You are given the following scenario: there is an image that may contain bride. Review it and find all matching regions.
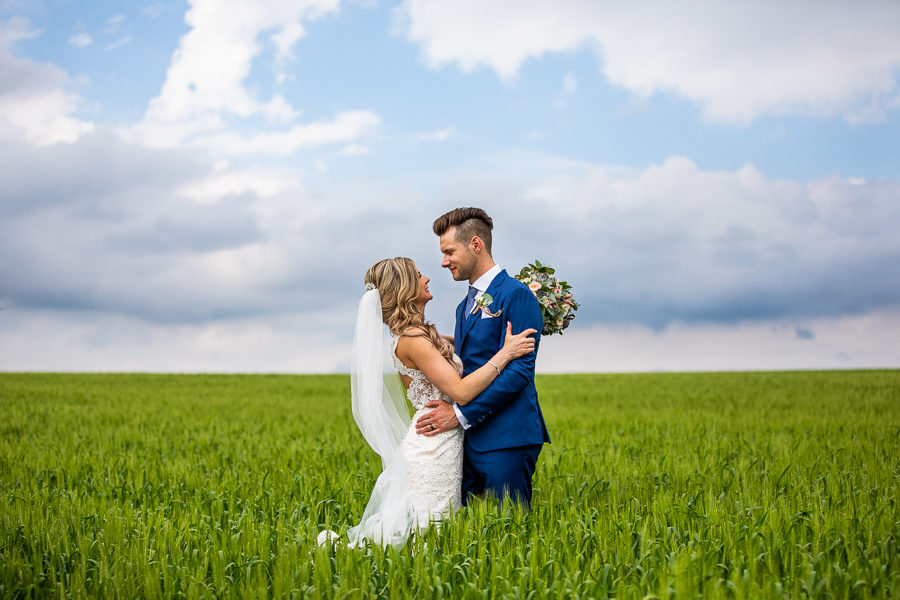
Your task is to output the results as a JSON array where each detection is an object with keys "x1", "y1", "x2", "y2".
[{"x1": 335, "y1": 257, "x2": 535, "y2": 548}]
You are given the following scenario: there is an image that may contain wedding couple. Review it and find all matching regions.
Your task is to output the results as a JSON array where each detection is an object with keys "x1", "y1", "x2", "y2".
[{"x1": 342, "y1": 207, "x2": 551, "y2": 548}]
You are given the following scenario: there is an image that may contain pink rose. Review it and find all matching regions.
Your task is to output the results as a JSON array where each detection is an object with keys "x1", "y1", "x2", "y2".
[{"x1": 528, "y1": 282, "x2": 541, "y2": 292}]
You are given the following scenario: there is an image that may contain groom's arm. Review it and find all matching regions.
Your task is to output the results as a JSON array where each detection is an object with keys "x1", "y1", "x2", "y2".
[{"x1": 456, "y1": 286, "x2": 543, "y2": 428}]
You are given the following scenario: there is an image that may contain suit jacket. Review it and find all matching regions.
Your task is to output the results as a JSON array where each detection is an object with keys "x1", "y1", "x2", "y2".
[{"x1": 454, "y1": 269, "x2": 551, "y2": 452}]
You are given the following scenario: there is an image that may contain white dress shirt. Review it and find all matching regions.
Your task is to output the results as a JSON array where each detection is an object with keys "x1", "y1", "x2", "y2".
[{"x1": 453, "y1": 264, "x2": 503, "y2": 429}]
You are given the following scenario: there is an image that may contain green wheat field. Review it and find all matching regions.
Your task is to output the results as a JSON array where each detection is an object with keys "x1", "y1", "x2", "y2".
[{"x1": 1, "y1": 371, "x2": 898, "y2": 599}]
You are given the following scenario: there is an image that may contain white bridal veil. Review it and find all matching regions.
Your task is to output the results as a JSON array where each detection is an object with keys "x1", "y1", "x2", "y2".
[{"x1": 345, "y1": 286, "x2": 415, "y2": 547}]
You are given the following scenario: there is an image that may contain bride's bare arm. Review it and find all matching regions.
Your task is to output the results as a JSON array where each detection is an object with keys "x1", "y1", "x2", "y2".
[{"x1": 396, "y1": 323, "x2": 535, "y2": 405}]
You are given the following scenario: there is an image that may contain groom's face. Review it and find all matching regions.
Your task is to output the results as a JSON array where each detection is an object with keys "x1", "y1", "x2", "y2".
[{"x1": 439, "y1": 227, "x2": 478, "y2": 282}]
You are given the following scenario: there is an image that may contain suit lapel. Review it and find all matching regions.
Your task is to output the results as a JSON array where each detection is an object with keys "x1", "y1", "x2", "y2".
[{"x1": 459, "y1": 270, "x2": 508, "y2": 347}]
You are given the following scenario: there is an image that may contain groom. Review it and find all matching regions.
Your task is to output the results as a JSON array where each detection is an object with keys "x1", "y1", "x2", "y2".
[{"x1": 415, "y1": 207, "x2": 550, "y2": 506}]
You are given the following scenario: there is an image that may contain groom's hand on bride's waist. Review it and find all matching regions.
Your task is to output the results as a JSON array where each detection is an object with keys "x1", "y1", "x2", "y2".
[{"x1": 415, "y1": 401, "x2": 459, "y2": 436}]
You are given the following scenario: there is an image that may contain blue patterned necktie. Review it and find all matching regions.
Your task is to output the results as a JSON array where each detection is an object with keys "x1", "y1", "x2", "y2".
[{"x1": 464, "y1": 286, "x2": 478, "y2": 319}]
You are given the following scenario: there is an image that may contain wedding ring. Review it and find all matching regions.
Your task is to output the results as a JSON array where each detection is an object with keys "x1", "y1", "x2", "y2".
[{"x1": 430, "y1": 424, "x2": 435, "y2": 431}]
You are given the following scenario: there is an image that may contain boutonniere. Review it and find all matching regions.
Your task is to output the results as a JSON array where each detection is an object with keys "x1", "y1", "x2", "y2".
[{"x1": 472, "y1": 292, "x2": 502, "y2": 317}]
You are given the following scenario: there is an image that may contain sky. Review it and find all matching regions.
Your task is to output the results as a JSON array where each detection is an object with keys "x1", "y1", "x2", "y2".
[{"x1": 1, "y1": 0, "x2": 899, "y2": 373}]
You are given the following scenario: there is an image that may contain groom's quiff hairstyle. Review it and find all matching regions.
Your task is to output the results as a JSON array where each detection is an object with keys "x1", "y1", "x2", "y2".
[{"x1": 432, "y1": 207, "x2": 494, "y2": 254}]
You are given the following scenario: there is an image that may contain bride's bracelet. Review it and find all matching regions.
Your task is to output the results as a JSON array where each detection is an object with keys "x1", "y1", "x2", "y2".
[{"x1": 487, "y1": 360, "x2": 501, "y2": 375}]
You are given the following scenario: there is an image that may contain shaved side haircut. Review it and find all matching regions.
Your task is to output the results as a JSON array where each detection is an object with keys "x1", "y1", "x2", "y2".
[{"x1": 432, "y1": 207, "x2": 494, "y2": 255}]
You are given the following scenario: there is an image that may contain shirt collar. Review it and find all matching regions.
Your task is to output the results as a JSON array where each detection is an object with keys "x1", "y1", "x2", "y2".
[{"x1": 471, "y1": 264, "x2": 502, "y2": 293}]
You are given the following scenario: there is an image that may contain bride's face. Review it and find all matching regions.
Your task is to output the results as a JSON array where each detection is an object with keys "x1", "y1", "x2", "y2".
[{"x1": 414, "y1": 263, "x2": 433, "y2": 307}]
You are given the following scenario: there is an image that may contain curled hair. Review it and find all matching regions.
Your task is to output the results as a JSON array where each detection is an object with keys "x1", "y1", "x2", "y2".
[
  {"x1": 364, "y1": 257, "x2": 455, "y2": 365},
  {"x1": 432, "y1": 207, "x2": 493, "y2": 254}
]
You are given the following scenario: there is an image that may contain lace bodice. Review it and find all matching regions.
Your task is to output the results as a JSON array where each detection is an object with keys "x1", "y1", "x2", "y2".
[{"x1": 390, "y1": 334, "x2": 463, "y2": 410}]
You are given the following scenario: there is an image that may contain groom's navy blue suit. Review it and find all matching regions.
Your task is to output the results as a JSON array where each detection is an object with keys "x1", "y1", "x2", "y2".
[{"x1": 454, "y1": 269, "x2": 550, "y2": 505}]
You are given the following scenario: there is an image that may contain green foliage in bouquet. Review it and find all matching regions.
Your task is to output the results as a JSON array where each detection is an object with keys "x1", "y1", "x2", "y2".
[{"x1": 514, "y1": 260, "x2": 579, "y2": 336}]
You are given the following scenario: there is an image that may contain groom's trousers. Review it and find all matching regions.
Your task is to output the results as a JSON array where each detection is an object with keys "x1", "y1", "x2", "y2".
[{"x1": 461, "y1": 443, "x2": 542, "y2": 507}]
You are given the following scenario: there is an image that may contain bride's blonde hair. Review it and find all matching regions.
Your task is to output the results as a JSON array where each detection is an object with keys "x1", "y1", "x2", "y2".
[{"x1": 364, "y1": 257, "x2": 455, "y2": 365}]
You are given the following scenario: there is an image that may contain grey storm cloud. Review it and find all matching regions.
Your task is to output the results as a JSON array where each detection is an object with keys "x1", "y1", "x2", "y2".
[
  {"x1": 0, "y1": 131, "x2": 268, "y2": 322},
  {"x1": 0, "y1": 131, "x2": 443, "y2": 325},
  {"x1": 2, "y1": 140, "x2": 899, "y2": 332},
  {"x1": 106, "y1": 192, "x2": 266, "y2": 255},
  {"x1": 490, "y1": 159, "x2": 900, "y2": 328},
  {"x1": 0, "y1": 132, "x2": 201, "y2": 216}
]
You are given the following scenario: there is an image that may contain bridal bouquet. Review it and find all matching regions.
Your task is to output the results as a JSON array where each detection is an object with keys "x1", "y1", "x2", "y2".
[{"x1": 515, "y1": 260, "x2": 579, "y2": 336}]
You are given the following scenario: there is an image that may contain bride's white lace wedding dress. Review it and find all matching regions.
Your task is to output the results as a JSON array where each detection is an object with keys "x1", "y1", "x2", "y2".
[
  {"x1": 389, "y1": 334, "x2": 464, "y2": 525},
  {"x1": 323, "y1": 324, "x2": 465, "y2": 549}
]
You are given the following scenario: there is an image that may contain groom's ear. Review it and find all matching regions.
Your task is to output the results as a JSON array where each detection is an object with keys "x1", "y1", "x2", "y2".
[{"x1": 470, "y1": 235, "x2": 485, "y2": 254}]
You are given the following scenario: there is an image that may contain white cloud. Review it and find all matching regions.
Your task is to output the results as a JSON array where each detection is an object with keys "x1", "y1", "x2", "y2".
[
  {"x1": 337, "y1": 143, "x2": 370, "y2": 156},
  {"x1": 260, "y1": 93, "x2": 301, "y2": 123},
  {"x1": 143, "y1": 0, "x2": 339, "y2": 129},
  {"x1": 0, "y1": 17, "x2": 36, "y2": 44},
  {"x1": 68, "y1": 32, "x2": 92, "y2": 47},
  {"x1": 132, "y1": 0, "x2": 382, "y2": 156},
  {"x1": 142, "y1": 3, "x2": 165, "y2": 18},
  {"x1": 417, "y1": 126, "x2": 454, "y2": 142},
  {"x1": 271, "y1": 22, "x2": 306, "y2": 83},
  {"x1": 105, "y1": 14, "x2": 125, "y2": 34},
  {"x1": 271, "y1": 21, "x2": 306, "y2": 60},
  {"x1": 197, "y1": 110, "x2": 379, "y2": 156},
  {"x1": 177, "y1": 164, "x2": 305, "y2": 203},
  {"x1": 399, "y1": 0, "x2": 900, "y2": 124},
  {"x1": 0, "y1": 18, "x2": 94, "y2": 145},
  {"x1": 105, "y1": 36, "x2": 132, "y2": 51}
]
